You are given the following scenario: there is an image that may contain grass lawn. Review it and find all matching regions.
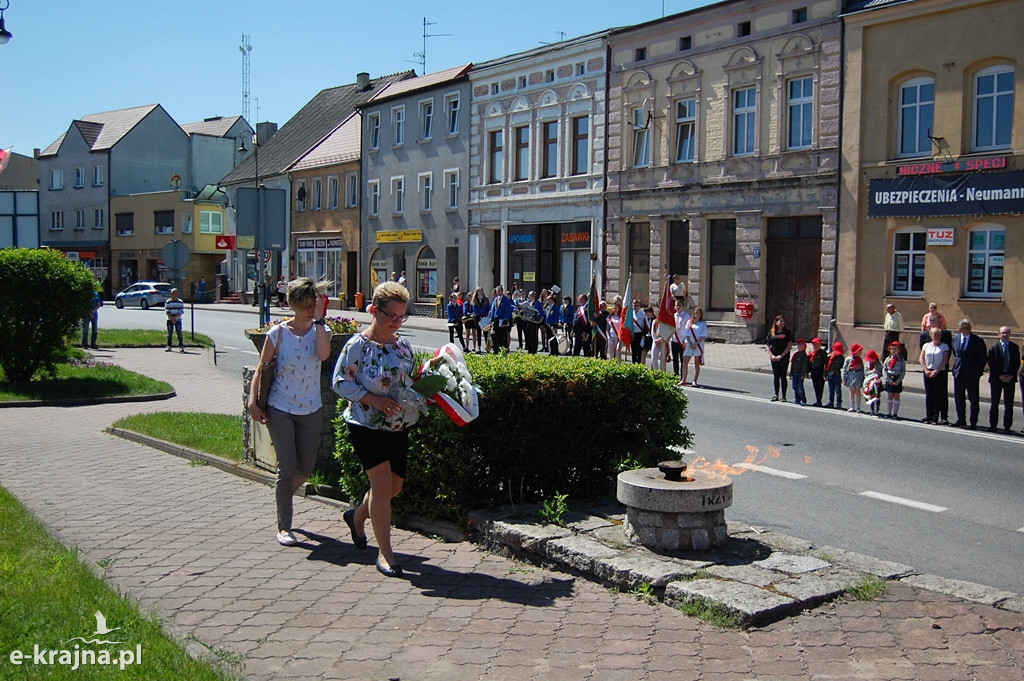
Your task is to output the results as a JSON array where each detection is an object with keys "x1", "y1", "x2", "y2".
[
  {"x1": 111, "y1": 413, "x2": 243, "y2": 462},
  {"x1": 95, "y1": 329, "x2": 214, "y2": 348},
  {"x1": 0, "y1": 364, "x2": 172, "y2": 402},
  {"x1": 0, "y1": 484, "x2": 235, "y2": 680}
]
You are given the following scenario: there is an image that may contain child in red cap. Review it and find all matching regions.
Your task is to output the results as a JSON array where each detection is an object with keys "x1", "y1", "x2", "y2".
[
  {"x1": 790, "y1": 338, "x2": 809, "y2": 405},
  {"x1": 825, "y1": 341, "x2": 845, "y2": 409},
  {"x1": 883, "y1": 340, "x2": 906, "y2": 418},
  {"x1": 863, "y1": 349, "x2": 883, "y2": 416},
  {"x1": 843, "y1": 343, "x2": 866, "y2": 413},
  {"x1": 808, "y1": 337, "x2": 826, "y2": 406}
]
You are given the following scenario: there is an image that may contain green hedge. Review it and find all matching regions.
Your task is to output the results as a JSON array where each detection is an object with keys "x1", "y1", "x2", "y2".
[{"x1": 334, "y1": 352, "x2": 691, "y2": 524}]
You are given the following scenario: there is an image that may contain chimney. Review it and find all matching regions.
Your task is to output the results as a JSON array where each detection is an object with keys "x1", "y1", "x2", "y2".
[
  {"x1": 256, "y1": 122, "x2": 278, "y2": 146},
  {"x1": 34, "y1": 148, "x2": 41, "y2": 159},
  {"x1": 356, "y1": 72, "x2": 370, "y2": 91}
]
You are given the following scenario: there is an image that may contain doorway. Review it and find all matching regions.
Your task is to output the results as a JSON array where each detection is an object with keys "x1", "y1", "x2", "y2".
[{"x1": 764, "y1": 216, "x2": 822, "y2": 338}]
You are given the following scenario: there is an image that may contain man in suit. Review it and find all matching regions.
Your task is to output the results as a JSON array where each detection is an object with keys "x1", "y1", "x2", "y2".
[
  {"x1": 571, "y1": 293, "x2": 592, "y2": 357},
  {"x1": 951, "y1": 319, "x2": 987, "y2": 429},
  {"x1": 987, "y1": 326, "x2": 1021, "y2": 433}
]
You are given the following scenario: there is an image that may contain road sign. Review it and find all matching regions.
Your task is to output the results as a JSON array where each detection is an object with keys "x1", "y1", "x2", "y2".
[
  {"x1": 262, "y1": 249, "x2": 272, "y2": 263},
  {"x1": 161, "y1": 240, "x2": 191, "y2": 270}
]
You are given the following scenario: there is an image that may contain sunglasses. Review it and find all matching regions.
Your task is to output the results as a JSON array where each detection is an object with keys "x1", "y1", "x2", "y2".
[{"x1": 376, "y1": 308, "x2": 409, "y2": 323}]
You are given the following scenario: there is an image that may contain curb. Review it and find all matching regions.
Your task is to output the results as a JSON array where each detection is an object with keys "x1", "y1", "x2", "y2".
[{"x1": 0, "y1": 391, "x2": 177, "y2": 409}]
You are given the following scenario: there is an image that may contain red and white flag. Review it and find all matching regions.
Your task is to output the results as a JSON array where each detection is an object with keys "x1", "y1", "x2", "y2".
[
  {"x1": 618, "y1": 276, "x2": 634, "y2": 348},
  {"x1": 0, "y1": 148, "x2": 12, "y2": 178}
]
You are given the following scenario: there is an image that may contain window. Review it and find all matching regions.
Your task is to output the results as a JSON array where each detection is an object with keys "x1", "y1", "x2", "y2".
[
  {"x1": 792, "y1": 7, "x2": 807, "y2": 23},
  {"x1": 74, "y1": 210, "x2": 86, "y2": 230},
  {"x1": 632, "y1": 108, "x2": 650, "y2": 167},
  {"x1": 154, "y1": 210, "x2": 174, "y2": 234},
  {"x1": 966, "y1": 226, "x2": 1005, "y2": 296},
  {"x1": 490, "y1": 82, "x2": 499, "y2": 95},
  {"x1": 368, "y1": 180, "x2": 380, "y2": 216},
  {"x1": 668, "y1": 220, "x2": 689, "y2": 281},
  {"x1": 74, "y1": 167, "x2": 85, "y2": 188},
  {"x1": 183, "y1": 213, "x2": 192, "y2": 233},
  {"x1": 576, "y1": 62, "x2": 586, "y2": 76},
  {"x1": 738, "y1": 21, "x2": 751, "y2": 37},
  {"x1": 733, "y1": 87, "x2": 756, "y2": 156},
  {"x1": 415, "y1": 246, "x2": 438, "y2": 302},
  {"x1": 421, "y1": 100, "x2": 433, "y2": 139},
  {"x1": 891, "y1": 229, "x2": 926, "y2": 294},
  {"x1": 445, "y1": 94, "x2": 460, "y2": 135},
  {"x1": 93, "y1": 165, "x2": 104, "y2": 186},
  {"x1": 312, "y1": 177, "x2": 323, "y2": 210},
  {"x1": 708, "y1": 219, "x2": 737, "y2": 310},
  {"x1": 635, "y1": 47, "x2": 647, "y2": 62},
  {"x1": 974, "y1": 66, "x2": 1014, "y2": 151},
  {"x1": 679, "y1": 36, "x2": 692, "y2": 51},
  {"x1": 571, "y1": 116, "x2": 589, "y2": 175},
  {"x1": 346, "y1": 173, "x2": 358, "y2": 207},
  {"x1": 368, "y1": 112, "x2": 381, "y2": 149},
  {"x1": 296, "y1": 180, "x2": 307, "y2": 211},
  {"x1": 514, "y1": 125, "x2": 530, "y2": 181},
  {"x1": 391, "y1": 177, "x2": 404, "y2": 214},
  {"x1": 115, "y1": 212, "x2": 133, "y2": 237},
  {"x1": 49, "y1": 169, "x2": 63, "y2": 190},
  {"x1": 392, "y1": 106, "x2": 405, "y2": 145},
  {"x1": 50, "y1": 211, "x2": 64, "y2": 230},
  {"x1": 445, "y1": 170, "x2": 459, "y2": 209},
  {"x1": 328, "y1": 176, "x2": 339, "y2": 209},
  {"x1": 541, "y1": 120, "x2": 558, "y2": 178},
  {"x1": 489, "y1": 130, "x2": 504, "y2": 183},
  {"x1": 628, "y1": 221, "x2": 651, "y2": 303},
  {"x1": 787, "y1": 76, "x2": 814, "y2": 150},
  {"x1": 518, "y1": 76, "x2": 527, "y2": 89},
  {"x1": 419, "y1": 173, "x2": 432, "y2": 211},
  {"x1": 674, "y1": 98, "x2": 696, "y2": 163},
  {"x1": 93, "y1": 208, "x2": 105, "y2": 229},
  {"x1": 545, "y1": 70, "x2": 554, "y2": 83},
  {"x1": 199, "y1": 210, "x2": 223, "y2": 234},
  {"x1": 898, "y1": 78, "x2": 935, "y2": 157}
]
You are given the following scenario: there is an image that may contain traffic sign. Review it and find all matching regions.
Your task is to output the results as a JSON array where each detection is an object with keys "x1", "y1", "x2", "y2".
[{"x1": 262, "y1": 249, "x2": 272, "y2": 263}]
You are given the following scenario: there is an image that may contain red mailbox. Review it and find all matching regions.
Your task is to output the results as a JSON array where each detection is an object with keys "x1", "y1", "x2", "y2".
[{"x1": 735, "y1": 301, "x2": 754, "y2": 319}]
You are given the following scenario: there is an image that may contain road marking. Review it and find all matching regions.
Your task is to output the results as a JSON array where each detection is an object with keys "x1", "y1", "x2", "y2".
[
  {"x1": 241, "y1": 350, "x2": 259, "y2": 356},
  {"x1": 859, "y1": 491, "x2": 947, "y2": 513},
  {"x1": 218, "y1": 344, "x2": 239, "y2": 351},
  {"x1": 734, "y1": 462, "x2": 807, "y2": 480},
  {"x1": 1018, "y1": 527, "x2": 1024, "y2": 534}
]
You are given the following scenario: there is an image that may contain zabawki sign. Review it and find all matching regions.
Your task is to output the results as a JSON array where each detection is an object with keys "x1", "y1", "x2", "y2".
[{"x1": 868, "y1": 169, "x2": 1024, "y2": 218}]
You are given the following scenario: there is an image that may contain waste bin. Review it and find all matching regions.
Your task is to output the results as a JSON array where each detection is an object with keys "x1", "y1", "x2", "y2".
[{"x1": 355, "y1": 291, "x2": 364, "y2": 311}]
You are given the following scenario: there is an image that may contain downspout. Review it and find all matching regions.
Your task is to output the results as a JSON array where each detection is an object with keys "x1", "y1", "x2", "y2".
[
  {"x1": 830, "y1": 17, "x2": 846, "y2": 348},
  {"x1": 602, "y1": 40, "x2": 612, "y2": 297}
]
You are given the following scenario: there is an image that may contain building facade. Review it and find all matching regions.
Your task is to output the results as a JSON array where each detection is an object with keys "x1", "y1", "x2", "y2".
[
  {"x1": 606, "y1": 0, "x2": 841, "y2": 342},
  {"x1": 361, "y1": 64, "x2": 473, "y2": 312},
  {"x1": 838, "y1": 0, "x2": 1023, "y2": 347},
  {"x1": 468, "y1": 33, "x2": 608, "y2": 298}
]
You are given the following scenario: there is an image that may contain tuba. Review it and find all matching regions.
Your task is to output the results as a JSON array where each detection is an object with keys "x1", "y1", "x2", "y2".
[{"x1": 516, "y1": 300, "x2": 544, "y2": 324}]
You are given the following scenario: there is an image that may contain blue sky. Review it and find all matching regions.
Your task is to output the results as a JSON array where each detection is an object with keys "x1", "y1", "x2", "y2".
[{"x1": 1, "y1": 0, "x2": 712, "y2": 156}]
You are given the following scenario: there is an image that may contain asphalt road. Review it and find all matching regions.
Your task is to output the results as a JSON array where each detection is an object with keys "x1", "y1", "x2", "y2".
[{"x1": 103, "y1": 305, "x2": 1024, "y2": 595}]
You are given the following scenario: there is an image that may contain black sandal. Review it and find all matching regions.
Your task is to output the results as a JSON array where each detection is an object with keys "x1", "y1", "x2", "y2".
[{"x1": 344, "y1": 509, "x2": 367, "y2": 550}]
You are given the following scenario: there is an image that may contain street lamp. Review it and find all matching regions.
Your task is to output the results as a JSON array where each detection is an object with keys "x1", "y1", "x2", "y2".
[
  {"x1": 238, "y1": 130, "x2": 269, "y2": 326},
  {"x1": 0, "y1": 1, "x2": 14, "y2": 44}
]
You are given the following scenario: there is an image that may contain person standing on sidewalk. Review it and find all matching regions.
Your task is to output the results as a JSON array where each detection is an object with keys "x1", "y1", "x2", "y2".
[
  {"x1": 808, "y1": 337, "x2": 827, "y2": 407},
  {"x1": 951, "y1": 319, "x2": 987, "y2": 429},
  {"x1": 765, "y1": 315, "x2": 793, "y2": 402},
  {"x1": 920, "y1": 327, "x2": 950, "y2": 425},
  {"x1": 883, "y1": 303, "x2": 905, "y2": 359},
  {"x1": 987, "y1": 326, "x2": 1020, "y2": 433},
  {"x1": 82, "y1": 289, "x2": 102, "y2": 349},
  {"x1": 165, "y1": 289, "x2": 185, "y2": 352},
  {"x1": 249, "y1": 278, "x2": 332, "y2": 547},
  {"x1": 332, "y1": 282, "x2": 417, "y2": 578}
]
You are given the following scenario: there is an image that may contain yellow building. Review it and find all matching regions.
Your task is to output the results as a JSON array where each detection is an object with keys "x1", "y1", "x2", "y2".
[{"x1": 838, "y1": 0, "x2": 1024, "y2": 348}]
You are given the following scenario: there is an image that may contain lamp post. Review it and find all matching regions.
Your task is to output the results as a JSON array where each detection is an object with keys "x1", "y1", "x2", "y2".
[
  {"x1": 238, "y1": 131, "x2": 269, "y2": 326},
  {"x1": 0, "y1": 1, "x2": 12, "y2": 44}
]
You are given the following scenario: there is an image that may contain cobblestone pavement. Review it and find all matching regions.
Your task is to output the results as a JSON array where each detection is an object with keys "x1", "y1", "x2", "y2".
[{"x1": 1, "y1": 347, "x2": 1021, "y2": 680}]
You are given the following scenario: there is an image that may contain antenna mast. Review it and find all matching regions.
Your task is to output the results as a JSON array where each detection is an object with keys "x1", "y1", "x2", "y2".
[
  {"x1": 240, "y1": 34, "x2": 252, "y2": 123},
  {"x1": 410, "y1": 17, "x2": 450, "y2": 74}
]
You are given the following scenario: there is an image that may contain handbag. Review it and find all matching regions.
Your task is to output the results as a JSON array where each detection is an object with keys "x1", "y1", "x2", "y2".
[{"x1": 255, "y1": 333, "x2": 279, "y2": 411}]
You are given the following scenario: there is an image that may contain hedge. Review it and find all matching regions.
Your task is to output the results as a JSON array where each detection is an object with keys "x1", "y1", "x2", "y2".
[{"x1": 334, "y1": 352, "x2": 691, "y2": 524}]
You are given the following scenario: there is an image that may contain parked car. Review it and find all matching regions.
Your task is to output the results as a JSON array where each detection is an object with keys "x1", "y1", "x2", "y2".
[{"x1": 114, "y1": 282, "x2": 173, "y2": 309}]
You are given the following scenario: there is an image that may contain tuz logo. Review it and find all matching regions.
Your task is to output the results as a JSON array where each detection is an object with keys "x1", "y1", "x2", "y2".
[{"x1": 7, "y1": 610, "x2": 143, "y2": 671}]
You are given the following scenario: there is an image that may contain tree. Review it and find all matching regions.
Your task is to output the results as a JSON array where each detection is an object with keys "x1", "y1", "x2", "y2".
[{"x1": 0, "y1": 248, "x2": 96, "y2": 382}]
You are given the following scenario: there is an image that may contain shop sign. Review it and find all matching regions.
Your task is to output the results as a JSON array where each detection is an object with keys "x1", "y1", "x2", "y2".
[
  {"x1": 376, "y1": 230, "x2": 422, "y2": 243},
  {"x1": 868, "y1": 170, "x2": 1024, "y2": 218},
  {"x1": 926, "y1": 228, "x2": 954, "y2": 246},
  {"x1": 897, "y1": 155, "x2": 1007, "y2": 176}
]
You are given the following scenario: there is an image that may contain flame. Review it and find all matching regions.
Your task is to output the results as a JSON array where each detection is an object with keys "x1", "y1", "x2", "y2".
[{"x1": 686, "y1": 445, "x2": 782, "y2": 479}]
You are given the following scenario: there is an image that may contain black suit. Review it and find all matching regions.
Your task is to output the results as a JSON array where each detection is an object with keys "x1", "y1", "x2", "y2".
[
  {"x1": 951, "y1": 332, "x2": 987, "y2": 427},
  {"x1": 987, "y1": 339, "x2": 1021, "y2": 430}
]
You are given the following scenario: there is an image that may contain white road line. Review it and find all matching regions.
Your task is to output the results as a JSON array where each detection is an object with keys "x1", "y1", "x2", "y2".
[
  {"x1": 1018, "y1": 527, "x2": 1024, "y2": 534},
  {"x1": 218, "y1": 344, "x2": 239, "y2": 351},
  {"x1": 240, "y1": 350, "x2": 259, "y2": 355},
  {"x1": 734, "y1": 462, "x2": 808, "y2": 479},
  {"x1": 859, "y1": 491, "x2": 947, "y2": 513}
]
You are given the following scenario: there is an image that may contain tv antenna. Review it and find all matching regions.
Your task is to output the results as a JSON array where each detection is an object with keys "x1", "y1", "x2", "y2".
[
  {"x1": 240, "y1": 34, "x2": 252, "y2": 123},
  {"x1": 539, "y1": 31, "x2": 567, "y2": 45},
  {"x1": 408, "y1": 17, "x2": 450, "y2": 74}
]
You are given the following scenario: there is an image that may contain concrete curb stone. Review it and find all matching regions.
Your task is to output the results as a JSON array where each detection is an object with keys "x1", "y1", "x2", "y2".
[{"x1": 664, "y1": 579, "x2": 798, "y2": 626}]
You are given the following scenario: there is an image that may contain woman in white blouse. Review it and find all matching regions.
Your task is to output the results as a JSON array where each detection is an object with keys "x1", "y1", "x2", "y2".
[{"x1": 681, "y1": 306, "x2": 708, "y2": 387}]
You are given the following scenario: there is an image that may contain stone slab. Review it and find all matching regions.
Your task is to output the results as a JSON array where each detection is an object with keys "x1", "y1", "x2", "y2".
[
  {"x1": 816, "y1": 546, "x2": 916, "y2": 580},
  {"x1": 772, "y1": 572, "x2": 853, "y2": 605},
  {"x1": 705, "y1": 564, "x2": 779, "y2": 588},
  {"x1": 900, "y1": 574, "x2": 1019, "y2": 607},
  {"x1": 593, "y1": 553, "x2": 704, "y2": 589},
  {"x1": 664, "y1": 578, "x2": 797, "y2": 626},
  {"x1": 544, "y1": 534, "x2": 621, "y2": 573},
  {"x1": 754, "y1": 552, "x2": 832, "y2": 574}
]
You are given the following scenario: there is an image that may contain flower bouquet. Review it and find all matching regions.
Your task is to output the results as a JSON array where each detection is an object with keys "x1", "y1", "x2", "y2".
[{"x1": 411, "y1": 344, "x2": 482, "y2": 426}]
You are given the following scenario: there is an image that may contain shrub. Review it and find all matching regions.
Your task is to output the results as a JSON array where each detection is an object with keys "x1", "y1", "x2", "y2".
[
  {"x1": 0, "y1": 248, "x2": 96, "y2": 382},
  {"x1": 334, "y1": 353, "x2": 691, "y2": 524}
]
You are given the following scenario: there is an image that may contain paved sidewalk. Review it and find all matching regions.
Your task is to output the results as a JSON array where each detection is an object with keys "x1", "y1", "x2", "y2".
[{"x1": 2, "y1": 347, "x2": 1022, "y2": 680}]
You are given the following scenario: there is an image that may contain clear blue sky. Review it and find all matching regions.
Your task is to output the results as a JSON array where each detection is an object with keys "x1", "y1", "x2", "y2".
[{"x1": 1, "y1": 0, "x2": 712, "y2": 156}]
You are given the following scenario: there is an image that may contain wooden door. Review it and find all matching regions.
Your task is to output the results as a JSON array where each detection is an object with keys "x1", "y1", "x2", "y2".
[{"x1": 765, "y1": 238, "x2": 821, "y2": 339}]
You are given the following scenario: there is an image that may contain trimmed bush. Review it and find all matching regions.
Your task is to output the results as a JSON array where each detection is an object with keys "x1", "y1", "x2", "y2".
[
  {"x1": 334, "y1": 352, "x2": 691, "y2": 524},
  {"x1": 0, "y1": 248, "x2": 96, "y2": 382}
]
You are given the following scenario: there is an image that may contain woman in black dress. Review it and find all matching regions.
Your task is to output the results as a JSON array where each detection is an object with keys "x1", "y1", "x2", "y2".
[{"x1": 765, "y1": 315, "x2": 794, "y2": 402}]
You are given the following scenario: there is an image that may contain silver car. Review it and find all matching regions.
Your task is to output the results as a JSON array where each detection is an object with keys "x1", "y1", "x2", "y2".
[{"x1": 114, "y1": 281, "x2": 173, "y2": 309}]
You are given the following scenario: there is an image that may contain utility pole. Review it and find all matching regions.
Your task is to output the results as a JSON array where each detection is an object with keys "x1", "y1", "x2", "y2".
[{"x1": 240, "y1": 34, "x2": 252, "y2": 123}]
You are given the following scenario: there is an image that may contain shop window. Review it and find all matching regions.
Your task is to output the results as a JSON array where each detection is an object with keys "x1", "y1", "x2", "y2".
[
  {"x1": 891, "y1": 229, "x2": 926, "y2": 294},
  {"x1": 415, "y1": 247, "x2": 438, "y2": 302},
  {"x1": 628, "y1": 221, "x2": 651, "y2": 303},
  {"x1": 966, "y1": 225, "x2": 1005, "y2": 297},
  {"x1": 708, "y1": 219, "x2": 736, "y2": 311}
]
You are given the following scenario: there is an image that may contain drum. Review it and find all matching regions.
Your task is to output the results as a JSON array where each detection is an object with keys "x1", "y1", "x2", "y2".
[{"x1": 557, "y1": 329, "x2": 570, "y2": 354}]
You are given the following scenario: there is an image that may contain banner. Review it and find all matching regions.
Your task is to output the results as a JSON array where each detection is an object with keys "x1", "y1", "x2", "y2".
[{"x1": 868, "y1": 170, "x2": 1024, "y2": 218}]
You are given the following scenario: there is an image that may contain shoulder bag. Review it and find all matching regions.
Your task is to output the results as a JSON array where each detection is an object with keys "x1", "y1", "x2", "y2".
[{"x1": 256, "y1": 332, "x2": 280, "y2": 411}]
